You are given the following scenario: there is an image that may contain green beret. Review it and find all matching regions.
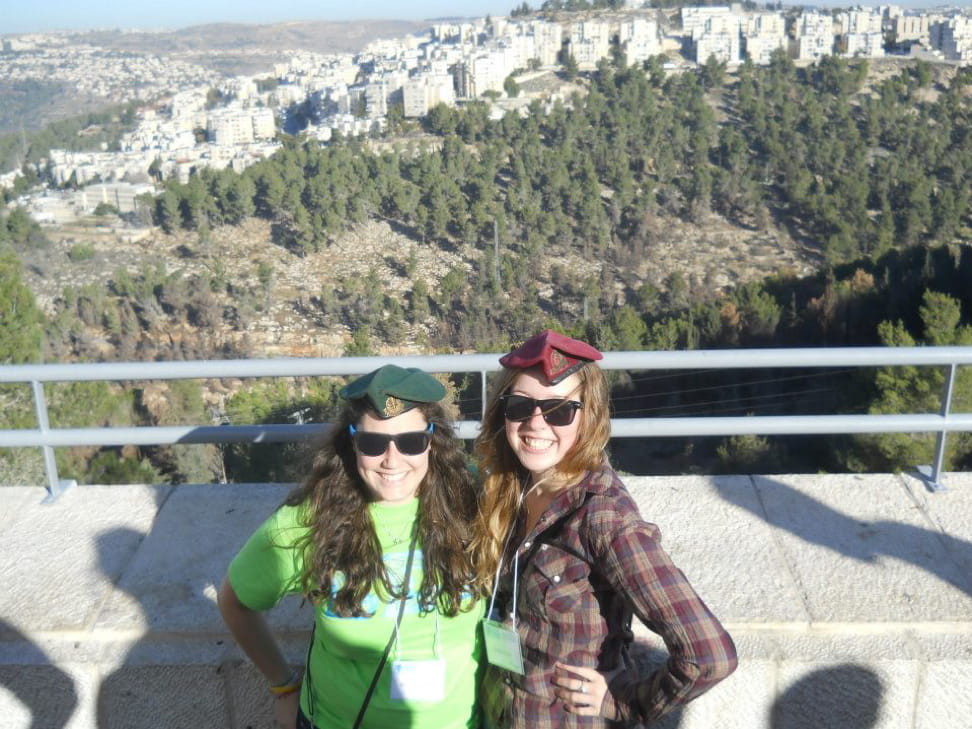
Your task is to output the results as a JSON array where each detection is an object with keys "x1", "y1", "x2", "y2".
[{"x1": 339, "y1": 365, "x2": 446, "y2": 418}]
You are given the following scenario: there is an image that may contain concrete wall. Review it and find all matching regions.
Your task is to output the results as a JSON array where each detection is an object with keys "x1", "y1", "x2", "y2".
[{"x1": 1, "y1": 472, "x2": 971, "y2": 728}]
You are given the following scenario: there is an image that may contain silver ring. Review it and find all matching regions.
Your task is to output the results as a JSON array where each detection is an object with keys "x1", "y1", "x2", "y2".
[{"x1": 579, "y1": 683, "x2": 586, "y2": 694}]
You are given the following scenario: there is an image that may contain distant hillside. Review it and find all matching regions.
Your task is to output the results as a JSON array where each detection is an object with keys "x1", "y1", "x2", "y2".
[
  {"x1": 0, "y1": 20, "x2": 432, "y2": 135},
  {"x1": 70, "y1": 20, "x2": 431, "y2": 71}
]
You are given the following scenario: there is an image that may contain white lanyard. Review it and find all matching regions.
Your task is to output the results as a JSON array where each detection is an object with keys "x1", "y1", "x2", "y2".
[
  {"x1": 391, "y1": 603, "x2": 441, "y2": 659},
  {"x1": 486, "y1": 482, "x2": 535, "y2": 624}
]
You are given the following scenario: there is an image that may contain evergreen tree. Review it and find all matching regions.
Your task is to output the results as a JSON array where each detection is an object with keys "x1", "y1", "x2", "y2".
[
  {"x1": 0, "y1": 249, "x2": 44, "y2": 364},
  {"x1": 854, "y1": 290, "x2": 972, "y2": 471}
]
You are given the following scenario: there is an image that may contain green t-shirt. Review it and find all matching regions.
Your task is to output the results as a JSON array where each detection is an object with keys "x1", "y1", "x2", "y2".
[{"x1": 228, "y1": 498, "x2": 483, "y2": 729}]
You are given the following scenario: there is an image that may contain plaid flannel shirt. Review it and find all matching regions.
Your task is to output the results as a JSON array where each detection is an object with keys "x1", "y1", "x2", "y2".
[{"x1": 482, "y1": 461, "x2": 737, "y2": 728}]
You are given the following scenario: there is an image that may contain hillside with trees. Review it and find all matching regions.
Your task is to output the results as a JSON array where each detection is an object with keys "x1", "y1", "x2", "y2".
[{"x1": 1, "y1": 52, "x2": 971, "y2": 484}]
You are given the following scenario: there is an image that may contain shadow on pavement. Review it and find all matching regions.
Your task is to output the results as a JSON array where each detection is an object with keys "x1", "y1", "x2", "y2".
[
  {"x1": 0, "y1": 617, "x2": 78, "y2": 728},
  {"x1": 713, "y1": 476, "x2": 972, "y2": 599},
  {"x1": 770, "y1": 664, "x2": 882, "y2": 729}
]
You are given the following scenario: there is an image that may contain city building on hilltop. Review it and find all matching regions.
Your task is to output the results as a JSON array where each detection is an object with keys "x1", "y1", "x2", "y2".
[
  {"x1": 618, "y1": 16, "x2": 660, "y2": 65},
  {"x1": 744, "y1": 12, "x2": 787, "y2": 65},
  {"x1": 681, "y1": 5, "x2": 744, "y2": 65},
  {"x1": 796, "y1": 10, "x2": 836, "y2": 61},
  {"x1": 932, "y1": 14, "x2": 972, "y2": 62},
  {"x1": 403, "y1": 73, "x2": 456, "y2": 118},
  {"x1": 565, "y1": 18, "x2": 613, "y2": 70},
  {"x1": 8, "y1": 4, "x2": 972, "y2": 203},
  {"x1": 890, "y1": 11, "x2": 932, "y2": 49}
]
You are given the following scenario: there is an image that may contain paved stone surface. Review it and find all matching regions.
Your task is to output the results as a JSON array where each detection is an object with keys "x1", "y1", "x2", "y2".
[
  {"x1": 628, "y1": 474, "x2": 809, "y2": 624},
  {"x1": 0, "y1": 484, "x2": 169, "y2": 633},
  {"x1": 900, "y1": 470, "x2": 972, "y2": 578},
  {"x1": 752, "y1": 474, "x2": 972, "y2": 623},
  {"x1": 1, "y1": 473, "x2": 971, "y2": 729}
]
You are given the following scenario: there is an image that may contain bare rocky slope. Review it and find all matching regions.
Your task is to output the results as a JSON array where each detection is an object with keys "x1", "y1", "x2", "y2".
[{"x1": 24, "y1": 210, "x2": 821, "y2": 359}]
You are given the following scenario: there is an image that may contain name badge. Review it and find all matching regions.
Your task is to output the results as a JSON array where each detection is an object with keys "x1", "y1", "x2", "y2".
[
  {"x1": 482, "y1": 618, "x2": 525, "y2": 675},
  {"x1": 390, "y1": 658, "x2": 446, "y2": 702}
]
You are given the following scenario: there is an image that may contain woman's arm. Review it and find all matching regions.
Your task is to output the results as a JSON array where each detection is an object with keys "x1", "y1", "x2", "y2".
[
  {"x1": 218, "y1": 577, "x2": 301, "y2": 729},
  {"x1": 217, "y1": 576, "x2": 293, "y2": 685},
  {"x1": 605, "y1": 524, "x2": 737, "y2": 722},
  {"x1": 584, "y1": 495, "x2": 737, "y2": 724}
]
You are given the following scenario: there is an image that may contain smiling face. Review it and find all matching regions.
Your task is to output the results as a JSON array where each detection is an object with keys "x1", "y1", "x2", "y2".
[
  {"x1": 503, "y1": 368, "x2": 583, "y2": 485},
  {"x1": 354, "y1": 407, "x2": 430, "y2": 505}
]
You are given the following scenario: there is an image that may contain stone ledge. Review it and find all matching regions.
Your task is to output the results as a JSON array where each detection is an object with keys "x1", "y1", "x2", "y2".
[{"x1": 1, "y1": 472, "x2": 971, "y2": 729}]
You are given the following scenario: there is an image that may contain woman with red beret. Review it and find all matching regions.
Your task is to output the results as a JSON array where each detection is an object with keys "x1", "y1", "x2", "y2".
[{"x1": 472, "y1": 330, "x2": 737, "y2": 728}]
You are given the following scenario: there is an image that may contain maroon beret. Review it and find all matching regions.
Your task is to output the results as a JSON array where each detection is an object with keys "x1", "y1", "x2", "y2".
[{"x1": 499, "y1": 330, "x2": 603, "y2": 384}]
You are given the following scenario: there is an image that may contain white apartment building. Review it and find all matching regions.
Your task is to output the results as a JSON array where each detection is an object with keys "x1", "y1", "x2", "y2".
[
  {"x1": 746, "y1": 11, "x2": 785, "y2": 38},
  {"x1": 932, "y1": 16, "x2": 972, "y2": 62},
  {"x1": 423, "y1": 42, "x2": 466, "y2": 74},
  {"x1": 47, "y1": 149, "x2": 158, "y2": 187},
  {"x1": 696, "y1": 32, "x2": 741, "y2": 65},
  {"x1": 456, "y1": 46, "x2": 516, "y2": 98},
  {"x1": 169, "y1": 89, "x2": 209, "y2": 130},
  {"x1": 797, "y1": 11, "x2": 836, "y2": 60},
  {"x1": 682, "y1": 6, "x2": 733, "y2": 38},
  {"x1": 618, "y1": 16, "x2": 660, "y2": 65},
  {"x1": 744, "y1": 12, "x2": 787, "y2": 65},
  {"x1": 843, "y1": 32, "x2": 885, "y2": 58},
  {"x1": 503, "y1": 33, "x2": 541, "y2": 72},
  {"x1": 316, "y1": 114, "x2": 384, "y2": 139},
  {"x1": 892, "y1": 14, "x2": 931, "y2": 45},
  {"x1": 204, "y1": 107, "x2": 277, "y2": 146},
  {"x1": 224, "y1": 76, "x2": 258, "y2": 103},
  {"x1": 122, "y1": 121, "x2": 197, "y2": 154},
  {"x1": 402, "y1": 73, "x2": 456, "y2": 117},
  {"x1": 361, "y1": 34, "x2": 426, "y2": 66},
  {"x1": 432, "y1": 22, "x2": 478, "y2": 45},
  {"x1": 207, "y1": 110, "x2": 254, "y2": 146},
  {"x1": 360, "y1": 79, "x2": 390, "y2": 117},
  {"x1": 693, "y1": 13, "x2": 743, "y2": 64},
  {"x1": 837, "y1": 9, "x2": 883, "y2": 35},
  {"x1": 566, "y1": 19, "x2": 612, "y2": 69},
  {"x1": 251, "y1": 108, "x2": 276, "y2": 140},
  {"x1": 78, "y1": 183, "x2": 155, "y2": 214},
  {"x1": 508, "y1": 19, "x2": 563, "y2": 67}
]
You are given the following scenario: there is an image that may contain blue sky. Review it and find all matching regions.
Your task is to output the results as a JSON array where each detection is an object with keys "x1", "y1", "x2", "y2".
[
  {"x1": 0, "y1": 0, "x2": 518, "y2": 34},
  {"x1": 0, "y1": 0, "x2": 954, "y2": 35}
]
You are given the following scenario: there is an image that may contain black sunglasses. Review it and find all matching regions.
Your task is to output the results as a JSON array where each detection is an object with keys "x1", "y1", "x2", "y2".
[
  {"x1": 500, "y1": 395, "x2": 583, "y2": 427},
  {"x1": 349, "y1": 423, "x2": 434, "y2": 457}
]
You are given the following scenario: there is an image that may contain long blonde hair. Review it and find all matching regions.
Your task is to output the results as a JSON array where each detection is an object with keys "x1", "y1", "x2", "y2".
[{"x1": 470, "y1": 362, "x2": 610, "y2": 585}]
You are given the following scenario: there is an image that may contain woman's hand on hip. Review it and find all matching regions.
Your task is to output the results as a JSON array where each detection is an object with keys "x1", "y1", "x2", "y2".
[
  {"x1": 552, "y1": 661, "x2": 609, "y2": 717},
  {"x1": 273, "y1": 691, "x2": 300, "y2": 729}
]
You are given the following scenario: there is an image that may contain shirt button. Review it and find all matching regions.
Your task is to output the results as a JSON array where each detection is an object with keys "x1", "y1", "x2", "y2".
[
  {"x1": 540, "y1": 544, "x2": 548, "y2": 551},
  {"x1": 553, "y1": 575, "x2": 561, "y2": 583},
  {"x1": 523, "y1": 541, "x2": 532, "y2": 549}
]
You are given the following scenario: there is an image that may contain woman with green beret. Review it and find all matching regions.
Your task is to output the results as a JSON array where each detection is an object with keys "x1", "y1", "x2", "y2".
[{"x1": 218, "y1": 365, "x2": 483, "y2": 729}]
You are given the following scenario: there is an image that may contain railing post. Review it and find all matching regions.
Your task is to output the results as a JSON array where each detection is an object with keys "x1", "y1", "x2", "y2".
[
  {"x1": 480, "y1": 370, "x2": 488, "y2": 421},
  {"x1": 31, "y1": 381, "x2": 74, "y2": 503},
  {"x1": 918, "y1": 363, "x2": 956, "y2": 493}
]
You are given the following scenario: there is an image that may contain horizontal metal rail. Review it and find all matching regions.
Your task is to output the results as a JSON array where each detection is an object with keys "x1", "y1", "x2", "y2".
[
  {"x1": 1, "y1": 347, "x2": 970, "y2": 496},
  {"x1": 2, "y1": 346, "x2": 972, "y2": 384},
  {"x1": 2, "y1": 413, "x2": 972, "y2": 448}
]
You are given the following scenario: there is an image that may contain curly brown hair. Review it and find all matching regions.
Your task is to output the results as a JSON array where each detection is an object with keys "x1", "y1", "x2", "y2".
[
  {"x1": 470, "y1": 362, "x2": 611, "y2": 586},
  {"x1": 284, "y1": 397, "x2": 480, "y2": 617}
]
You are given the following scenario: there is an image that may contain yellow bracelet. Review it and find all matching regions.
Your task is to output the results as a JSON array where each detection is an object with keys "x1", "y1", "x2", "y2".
[{"x1": 269, "y1": 670, "x2": 302, "y2": 696}]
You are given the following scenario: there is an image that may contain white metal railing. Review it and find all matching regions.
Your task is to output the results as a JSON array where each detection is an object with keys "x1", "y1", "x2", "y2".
[{"x1": 1, "y1": 347, "x2": 971, "y2": 498}]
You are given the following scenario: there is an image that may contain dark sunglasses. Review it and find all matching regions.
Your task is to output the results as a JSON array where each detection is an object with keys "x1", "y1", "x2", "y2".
[
  {"x1": 349, "y1": 423, "x2": 434, "y2": 457},
  {"x1": 500, "y1": 395, "x2": 583, "y2": 427}
]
